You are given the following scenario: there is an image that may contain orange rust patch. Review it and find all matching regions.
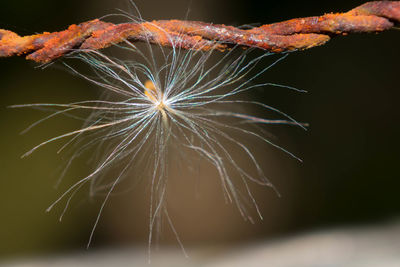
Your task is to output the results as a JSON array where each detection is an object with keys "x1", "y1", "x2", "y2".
[{"x1": 0, "y1": 1, "x2": 398, "y2": 62}]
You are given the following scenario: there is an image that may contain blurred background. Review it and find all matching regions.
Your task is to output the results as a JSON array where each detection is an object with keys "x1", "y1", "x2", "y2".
[{"x1": 1, "y1": 0, "x2": 399, "y2": 265}]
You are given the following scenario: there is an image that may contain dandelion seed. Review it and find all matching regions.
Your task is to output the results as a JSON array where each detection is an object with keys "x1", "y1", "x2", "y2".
[{"x1": 12, "y1": 18, "x2": 306, "y2": 255}]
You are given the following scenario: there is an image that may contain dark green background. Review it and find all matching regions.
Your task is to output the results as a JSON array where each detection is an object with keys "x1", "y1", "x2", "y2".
[{"x1": 1, "y1": 0, "x2": 399, "y2": 260}]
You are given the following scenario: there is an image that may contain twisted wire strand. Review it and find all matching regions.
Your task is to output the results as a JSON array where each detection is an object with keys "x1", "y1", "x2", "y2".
[{"x1": 0, "y1": 1, "x2": 399, "y2": 63}]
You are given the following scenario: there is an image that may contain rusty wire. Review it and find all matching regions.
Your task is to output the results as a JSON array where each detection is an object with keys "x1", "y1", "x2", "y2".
[{"x1": 0, "y1": 1, "x2": 399, "y2": 63}]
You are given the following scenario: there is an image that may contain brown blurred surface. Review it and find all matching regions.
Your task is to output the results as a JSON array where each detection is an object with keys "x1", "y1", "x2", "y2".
[{"x1": 3, "y1": 220, "x2": 400, "y2": 267}]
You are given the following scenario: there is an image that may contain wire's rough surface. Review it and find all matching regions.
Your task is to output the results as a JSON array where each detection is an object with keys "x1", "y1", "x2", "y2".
[{"x1": 0, "y1": 1, "x2": 399, "y2": 63}]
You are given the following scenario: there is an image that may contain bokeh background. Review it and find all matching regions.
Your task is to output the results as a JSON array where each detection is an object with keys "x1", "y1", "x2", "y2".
[{"x1": 1, "y1": 0, "x2": 399, "y2": 264}]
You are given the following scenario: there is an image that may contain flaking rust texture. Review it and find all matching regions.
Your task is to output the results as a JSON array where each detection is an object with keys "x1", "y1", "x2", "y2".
[{"x1": 0, "y1": 1, "x2": 399, "y2": 63}]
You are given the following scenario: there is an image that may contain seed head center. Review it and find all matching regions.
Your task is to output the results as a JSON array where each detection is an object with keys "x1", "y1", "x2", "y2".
[{"x1": 156, "y1": 100, "x2": 166, "y2": 111}]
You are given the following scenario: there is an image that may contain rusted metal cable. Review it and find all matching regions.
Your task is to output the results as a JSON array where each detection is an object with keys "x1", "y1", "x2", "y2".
[{"x1": 0, "y1": 1, "x2": 399, "y2": 63}]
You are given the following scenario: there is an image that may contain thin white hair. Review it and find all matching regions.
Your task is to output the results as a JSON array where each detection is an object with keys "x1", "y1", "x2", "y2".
[{"x1": 12, "y1": 19, "x2": 306, "y2": 256}]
